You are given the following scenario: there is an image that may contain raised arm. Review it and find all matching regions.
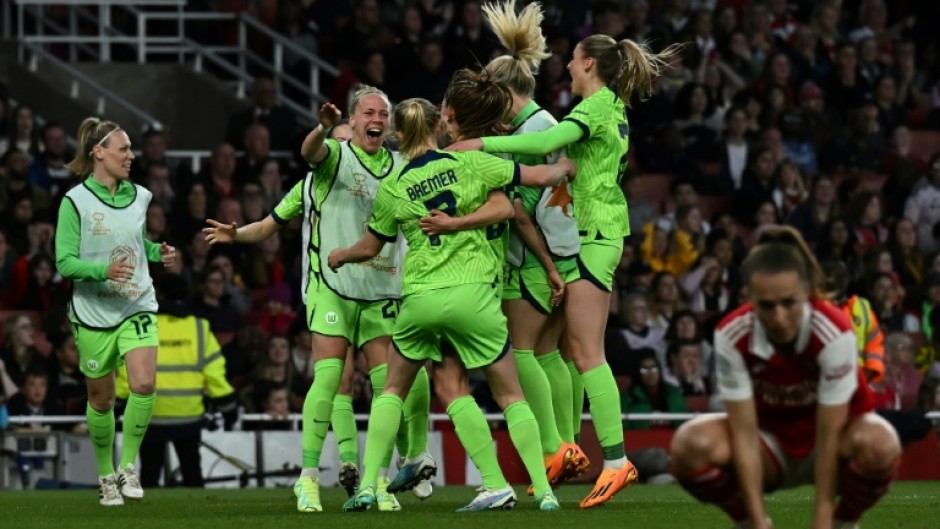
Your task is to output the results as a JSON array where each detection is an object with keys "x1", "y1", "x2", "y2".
[
  {"x1": 204, "y1": 215, "x2": 281, "y2": 245},
  {"x1": 419, "y1": 190, "x2": 513, "y2": 236},
  {"x1": 447, "y1": 120, "x2": 585, "y2": 155},
  {"x1": 301, "y1": 103, "x2": 342, "y2": 164}
]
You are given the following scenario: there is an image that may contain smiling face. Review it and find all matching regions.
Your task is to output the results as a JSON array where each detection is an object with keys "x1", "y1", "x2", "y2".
[
  {"x1": 349, "y1": 93, "x2": 390, "y2": 154},
  {"x1": 567, "y1": 44, "x2": 594, "y2": 96},
  {"x1": 94, "y1": 130, "x2": 135, "y2": 180}
]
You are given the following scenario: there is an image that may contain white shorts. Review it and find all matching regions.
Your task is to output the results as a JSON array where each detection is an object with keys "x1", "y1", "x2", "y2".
[{"x1": 759, "y1": 429, "x2": 816, "y2": 490}]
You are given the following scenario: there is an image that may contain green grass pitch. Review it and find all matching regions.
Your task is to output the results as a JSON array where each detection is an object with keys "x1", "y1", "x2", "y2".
[{"x1": 2, "y1": 482, "x2": 937, "y2": 528}]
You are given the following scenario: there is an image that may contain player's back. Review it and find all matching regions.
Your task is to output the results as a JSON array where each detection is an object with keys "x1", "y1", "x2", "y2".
[{"x1": 380, "y1": 149, "x2": 521, "y2": 294}]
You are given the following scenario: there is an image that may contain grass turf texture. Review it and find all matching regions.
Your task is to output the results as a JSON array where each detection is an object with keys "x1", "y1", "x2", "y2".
[{"x1": 2, "y1": 482, "x2": 937, "y2": 528}]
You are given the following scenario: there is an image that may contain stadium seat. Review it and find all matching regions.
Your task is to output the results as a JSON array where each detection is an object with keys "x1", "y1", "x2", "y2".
[
  {"x1": 910, "y1": 131, "x2": 940, "y2": 162},
  {"x1": 684, "y1": 395, "x2": 710, "y2": 412},
  {"x1": 696, "y1": 196, "x2": 733, "y2": 221}
]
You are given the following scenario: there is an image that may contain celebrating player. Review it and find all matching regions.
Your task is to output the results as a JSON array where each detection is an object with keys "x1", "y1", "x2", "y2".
[
  {"x1": 449, "y1": 34, "x2": 682, "y2": 507},
  {"x1": 331, "y1": 80, "x2": 576, "y2": 511},
  {"x1": 204, "y1": 86, "x2": 430, "y2": 512},
  {"x1": 670, "y1": 226, "x2": 901, "y2": 529},
  {"x1": 55, "y1": 117, "x2": 176, "y2": 505}
]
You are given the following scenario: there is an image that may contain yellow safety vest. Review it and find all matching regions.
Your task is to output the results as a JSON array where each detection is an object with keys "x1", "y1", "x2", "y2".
[{"x1": 117, "y1": 314, "x2": 233, "y2": 424}]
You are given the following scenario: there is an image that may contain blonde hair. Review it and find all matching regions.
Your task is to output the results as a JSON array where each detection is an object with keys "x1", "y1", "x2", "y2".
[
  {"x1": 349, "y1": 84, "x2": 391, "y2": 114},
  {"x1": 392, "y1": 98, "x2": 440, "y2": 160},
  {"x1": 482, "y1": 0, "x2": 551, "y2": 97},
  {"x1": 66, "y1": 117, "x2": 123, "y2": 177},
  {"x1": 579, "y1": 35, "x2": 682, "y2": 106}
]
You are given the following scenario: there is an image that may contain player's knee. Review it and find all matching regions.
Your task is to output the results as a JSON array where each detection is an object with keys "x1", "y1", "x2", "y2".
[
  {"x1": 88, "y1": 393, "x2": 115, "y2": 412},
  {"x1": 671, "y1": 420, "x2": 722, "y2": 468},
  {"x1": 130, "y1": 379, "x2": 156, "y2": 395},
  {"x1": 433, "y1": 378, "x2": 469, "y2": 409},
  {"x1": 852, "y1": 422, "x2": 902, "y2": 470}
]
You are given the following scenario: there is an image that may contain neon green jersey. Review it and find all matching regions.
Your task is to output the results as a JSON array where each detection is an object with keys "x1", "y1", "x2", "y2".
[
  {"x1": 482, "y1": 86, "x2": 631, "y2": 241},
  {"x1": 368, "y1": 150, "x2": 520, "y2": 295}
]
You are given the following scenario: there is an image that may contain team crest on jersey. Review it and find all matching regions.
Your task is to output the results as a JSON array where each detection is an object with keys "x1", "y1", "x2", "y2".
[
  {"x1": 325, "y1": 311, "x2": 339, "y2": 325},
  {"x1": 91, "y1": 212, "x2": 110, "y2": 235},
  {"x1": 110, "y1": 246, "x2": 137, "y2": 271},
  {"x1": 348, "y1": 172, "x2": 369, "y2": 198}
]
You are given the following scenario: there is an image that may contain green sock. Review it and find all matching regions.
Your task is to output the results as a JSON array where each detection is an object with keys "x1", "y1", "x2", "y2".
[
  {"x1": 119, "y1": 392, "x2": 154, "y2": 471},
  {"x1": 582, "y1": 364, "x2": 625, "y2": 460},
  {"x1": 302, "y1": 358, "x2": 343, "y2": 469},
  {"x1": 403, "y1": 366, "x2": 430, "y2": 458},
  {"x1": 566, "y1": 359, "x2": 584, "y2": 443},
  {"x1": 504, "y1": 400, "x2": 551, "y2": 496},
  {"x1": 515, "y1": 349, "x2": 562, "y2": 454},
  {"x1": 447, "y1": 396, "x2": 507, "y2": 490},
  {"x1": 537, "y1": 350, "x2": 575, "y2": 443},
  {"x1": 369, "y1": 364, "x2": 397, "y2": 468},
  {"x1": 86, "y1": 404, "x2": 116, "y2": 477},
  {"x1": 361, "y1": 394, "x2": 403, "y2": 488},
  {"x1": 331, "y1": 394, "x2": 359, "y2": 465}
]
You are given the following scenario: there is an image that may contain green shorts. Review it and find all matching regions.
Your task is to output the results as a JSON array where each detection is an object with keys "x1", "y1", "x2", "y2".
[
  {"x1": 308, "y1": 278, "x2": 397, "y2": 348},
  {"x1": 73, "y1": 313, "x2": 159, "y2": 378},
  {"x1": 393, "y1": 283, "x2": 510, "y2": 369},
  {"x1": 503, "y1": 257, "x2": 579, "y2": 313},
  {"x1": 572, "y1": 238, "x2": 623, "y2": 292}
]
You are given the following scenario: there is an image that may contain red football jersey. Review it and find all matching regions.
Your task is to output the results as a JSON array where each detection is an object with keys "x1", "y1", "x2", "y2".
[{"x1": 715, "y1": 299, "x2": 875, "y2": 457}]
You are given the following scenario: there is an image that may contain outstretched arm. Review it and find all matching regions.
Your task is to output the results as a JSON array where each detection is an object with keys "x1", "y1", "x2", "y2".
[
  {"x1": 419, "y1": 190, "x2": 513, "y2": 236},
  {"x1": 519, "y1": 157, "x2": 577, "y2": 188},
  {"x1": 328, "y1": 232, "x2": 386, "y2": 271},
  {"x1": 301, "y1": 103, "x2": 342, "y2": 164},
  {"x1": 204, "y1": 215, "x2": 281, "y2": 245},
  {"x1": 447, "y1": 120, "x2": 585, "y2": 155}
]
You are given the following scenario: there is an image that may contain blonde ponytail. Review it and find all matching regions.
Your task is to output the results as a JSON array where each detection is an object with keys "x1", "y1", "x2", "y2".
[
  {"x1": 579, "y1": 35, "x2": 683, "y2": 106},
  {"x1": 392, "y1": 98, "x2": 440, "y2": 160},
  {"x1": 66, "y1": 117, "x2": 123, "y2": 177},
  {"x1": 482, "y1": 0, "x2": 551, "y2": 97}
]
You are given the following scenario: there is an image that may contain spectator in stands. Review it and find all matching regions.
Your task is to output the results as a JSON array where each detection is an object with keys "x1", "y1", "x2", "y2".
[
  {"x1": 903, "y1": 153, "x2": 940, "y2": 256},
  {"x1": 771, "y1": 159, "x2": 807, "y2": 220},
  {"x1": 0, "y1": 149, "x2": 51, "y2": 222},
  {"x1": 649, "y1": 271, "x2": 684, "y2": 330},
  {"x1": 444, "y1": 1, "x2": 496, "y2": 75},
  {"x1": 622, "y1": 174, "x2": 655, "y2": 241},
  {"x1": 892, "y1": 39, "x2": 931, "y2": 110},
  {"x1": 812, "y1": 1, "x2": 841, "y2": 59},
  {"x1": 0, "y1": 95, "x2": 9, "y2": 155},
  {"x1": 239, "y1": 180, "x2": 266, "y2": 225},
  {"x1": 7, "y1": 105, "x2": 40, "y2": 160},
  {"x1": 664, "y1": 309, "x2": 715, "y2": 377},
  {"x1": 244, "y1": 231, "x2": 284, "y2": 289},
  {"x1": 667, "y1": 180, "x2": 710, "y2": 233},
  {"x1": 825, "y1": 259, "x2": 886, "y2": 382},
  {"x1": 256, "y1": 158, "x2": 285, "y2": 211},
  {"x1": 788, "y1": 24, "x2": 832, "y2": 87},
  {"x1": 257, "y1": 282, "x2": 295, "y2": 337},
  {"x1": 888, "y1": 218, "x2": 924, "y2": 291},
  {"x1": 787, "y1": 174, "x2": 839, "y2": 247},
  {"x1": 734, "y1": 147, "x2": 778, "y2": 226},
  {"x1": 617, "y1": 292, "x2": 666, "y2": 358},
  {"x1": 683, "y1": 254, "x2": 730, "y2": 314},
  {"x1": 145, "y1": 203, "x2": 169, "y2": 245},
  {"x1": 208, "y1": 252, "x2": 251, "y2": 315},
  {"x1": 715, "y1": 105, "x2": 750, "y2": 192},
  {"x1": 798, "y1": 81, "x2": 835, "y2": 155},
  {"x1": 386, "y1": 4, "x2": 424, "y2": 76},
  {"x1": 143, "y1": 162, "x2": 175, "y2": 215},
  {"x1": 27, "y1": 122, "x2": 73, "y2": 199},
  {"x1": 7, "y1": 366, "x2": 64, "y2": 428},
  {"x1": 257, "y1": 381, "x2": 290, "y2": 421},
  {"x1": 222, "y1": 324, "x2": 268, "y2": 392},
  {"x1": 189, "y1": 266, "x2": 242, "y2": 335},
  {"x1": 675, "y1": 205, "x2": 706, "y2": 255},
  {"x1": 183, "y1": 229, "x2": 211, "y2": 287},
  {"x1": 172, "y1": 182, "x2": 209, "y2": 244},
  {"x1": 884, "y1": 333, "x2": 923, "y2": 410},
  {"x1": 881, "y1": 125, "x2": 926, "y2": 218},
  {"x1": 817, "y1": 219, "x2": 861, "y2": 278},
  {"x1": 825, "y1": 43, "x2": 866, "y2": 118},
  {"x1": 45, "y1": 333, "x2": 85, "y2": 415},
  {"x1": 15, "y1": 253, "x2": 57, "y2": 312},
  {"x1": 289, "y1": 318, "x2": 313, "y2": 384},
  {"x1": 665, "y1": 340, "x2": 709, "y2": 397},
  {"x1": 331, "y1": 0, "x2": 395, "y2": 67},
  {"x1": 620, "y1": 349, "x2": 686, "y2": 430},
  {"x1": 247, "y1": 335, "x2": 306, "y2": 412},
  {"x1": 874, "y1": 76, "x2": 905, "y2": 137},
  {"x1": 201, "y1": 143, "x2": 237, "y2": 210},
  {"x1": 673, "y1": 82, "x2": 720, "y2": 148},
  {"x1": 711, "y1": 211, "x2": 748, "y2": 265},
  {"x1": 130, "y1": 128, "x2": 192, "y2": 187},
  {"x1": 396, "y1": 38, "x2": 450, "y2": 104},
  {"x1": 0, "y1": 314, "x2": 44, "y2": 387},
  {"x1": 850, "y1": 191, "x2": 889, "y2": 252},
  {"x1": 831, "y1": 103, "x2": 886, "y2": 173},
  {"x1": 640, "y1": 217, "x2": 699, "y2": 276},
  {"x1": 868, "y1": 272, "x2": 916, "y2": 333},
  {"x1": 226, "y1": 76, "x2": 297, "y2": 152},
  {"x1": 234, "y1": 124, "x2": 270, "y2": 185}
]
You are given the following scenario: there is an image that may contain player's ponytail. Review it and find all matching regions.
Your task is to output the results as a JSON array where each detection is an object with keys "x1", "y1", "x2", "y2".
[
  {"x1": 393, "y1": 98, "x2": 440, "y2": 160},
  {"x1": 578, "y1": 35, "x2": 682, "y2": 106},
  {"x1": 741, "y1": 225, "x2": 827, "y2": 299},
  {"x1": 67, "y1": 117, "x2": 123, "y2": 177},
  {"x1": 444, "y1": 69, "x2": 512, "y2": 141},
  {"x1": 482, "y1": 0, "x2": 551, "y2": 97}
]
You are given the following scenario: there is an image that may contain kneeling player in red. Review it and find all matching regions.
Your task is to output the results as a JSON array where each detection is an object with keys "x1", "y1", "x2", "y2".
[{"x1": 670, "y1": 226, "x2": 901, "y2": 529}]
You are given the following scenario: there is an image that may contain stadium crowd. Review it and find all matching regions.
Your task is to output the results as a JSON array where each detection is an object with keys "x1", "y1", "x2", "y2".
[{"x1": 1, "y1": 0, "x2": 940, "y2": 435}]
